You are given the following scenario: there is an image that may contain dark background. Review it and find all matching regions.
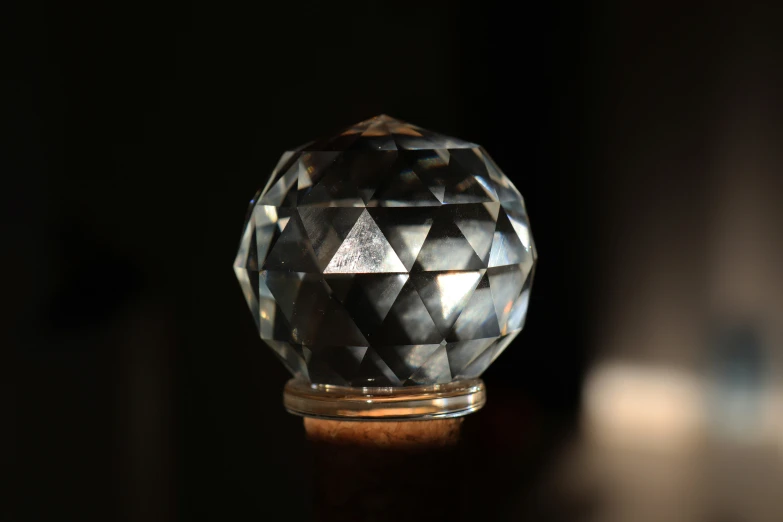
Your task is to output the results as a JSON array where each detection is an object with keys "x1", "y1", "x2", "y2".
[{"x1": 9, "y1": 1, "x2": 783, "y2": 521}]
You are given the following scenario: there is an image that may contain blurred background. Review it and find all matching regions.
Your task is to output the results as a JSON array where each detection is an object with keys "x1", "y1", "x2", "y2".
[{"x1": 7, "y1": 1, "x2": 783, "y2": 521}]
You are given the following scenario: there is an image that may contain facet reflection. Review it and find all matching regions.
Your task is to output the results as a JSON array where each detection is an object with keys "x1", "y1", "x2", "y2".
[{"x1": 234, "y1": 115, "x2": 536, "y2": 386}]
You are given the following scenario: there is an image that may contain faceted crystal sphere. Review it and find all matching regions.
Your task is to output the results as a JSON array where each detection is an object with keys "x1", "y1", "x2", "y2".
[{"x1": 234, "y1": 115, "x2": 536, "y2": 387}]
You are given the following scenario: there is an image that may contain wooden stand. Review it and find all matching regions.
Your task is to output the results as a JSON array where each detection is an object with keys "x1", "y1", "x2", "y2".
[{"x1": 305, "y1": 418, "x2": 464, "y2": 522}]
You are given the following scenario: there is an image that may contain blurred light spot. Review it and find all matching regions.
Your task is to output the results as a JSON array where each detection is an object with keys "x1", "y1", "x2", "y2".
[{"x1": 584, "y1": 361, "x2": 704, "y2": 452}]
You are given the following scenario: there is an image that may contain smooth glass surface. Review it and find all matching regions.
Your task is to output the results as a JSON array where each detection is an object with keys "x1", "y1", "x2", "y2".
[{"x1": 283, "y1": 378, "x2": 486, "y2": 420}]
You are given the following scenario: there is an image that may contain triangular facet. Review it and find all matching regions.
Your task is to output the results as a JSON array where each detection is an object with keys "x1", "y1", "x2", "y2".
[
  {"x1": 505, "y1": 265, "x2": 534, "y2": 332},
  {"x1": 234, "y1": 217, "x2": 256, "y2": 270},
  {"x1": 263, "y1": 151, "x2": 297, "y2": 189},
  {"x1": 373, "y1": 344, "x2": 441, "y2": 383},
  {"x1": 372, "y1": 279, "x2": 443, "y2": 345},
  {"x1": 298, "y1": 207, "x2": 364, "y2": 270},
  {"x1": 476, "y1": 147, "x2": 522, "y2": 203},
  {"x1": 258, "y1": 270, "x2": 302, "y2": 321},
  {"x1": 298, "y1": 159, "x2": 365, "y2": 207},
  {"x1": 407, "y1": 148, "x2": 496, "y2": 205},
  {"x1": 276, "y1": 215, "x2": 290, "y2": 232},
  {"x1": 301, "y1": 129, "x2": 364, "y2": 151},
  {"x1": 297, "y1": 159, "x2": 313, "y2": 189},
  {"x1": 295, "y1": 151, "x2": 341, "y2": 191},
  {"x1": 453, "y1": 339, "x2": 498, "y2": 379},
  {"x1": 234, "y1": 266, "x2": 260, "y2": 331},
  {"x1": 369, "y1": 154, "x2": 442, "y2": 206},
  {"x1": 259, "y1": 158, "x2": 299, "y2": 206},
  {"x1": 256, "y1": 270, "x2": 290, "y2": 340},
  {"x1": 265, "y1": 340, "x2": 309, "y2": 379},
  {"x1": 351, "y1": 120, "x2": 396, "y2": 150},
  {"x1": 353, "y1": 348, "x2": 401, "y2": 386},
  {"x1": 324, "y1": 273, "x2": 409, "y2": 338},
  {"x1": 490, "y1": 333, "x2": 517, "y2": 364},
  {"x1": 454, "y1": 203, "x2": 500, "y2": 265},
  {"x1": 487, "y1": 264, "x2": 529, "y2": 335},
  {"x1": 445, "y1": 338, "x2": 496, "y2": 377},
  {"x1": 324, "y1": 210, "x2": 407, "y2": 273},
  {"x1": 503, "y1": 204, "x2": 535, "y2": 252},
  {"x1": 358, "y1": 188, "x2": 375, "y2": 205},
  {"x1": 414, "y1": 209, "x2": 484, "y2": 271},
  {"x1": 253, "y1": 205, "x2": 287, "y2": 266},
  {"x1": 445, "y1": 149, "x2": 499, "y2": 202},
  {"x1": 488, "y1": 208, "x2": 531, "y2": 268},
  {"x1": 389, "y1": 126, "x2": 439, "y2": 150},
  {"x1": 321, "y1": 274, "x2": 354, "y2": 303},
  {"x1": 429, "y1": 184, "x2": 446, "y2": 203},
  {"x1": 414, "y1": 127, "x2": 476, "y2": 149},
  {"x1": 367, "y1": 207, "x2": 434, "y2": 271},
  {"x1": 411, "y1": 270, "x2": 483, "y2": 336},
  {"x1": 399, "y1": 149, "x2": 450, "y2": 202},
  {"x1": 246, "y1": 228, "x2": 259, "y2": 271},
  {"x1": 446, "y1": 273, "x2": 501, "y2": 341},
  {"x1": 298, "y1": 116, "x2": 476, "y2": 153},
  {"x1": 306, "y1": 346, "x2": 368, "y2": 386},
  {"x1": 442, "y1": 171, "x2": 496, "y2": 204},
  {"x1": 406, "y1": 345, "x2": 452, "y2": 385},
  {"x1": 321, "y1": 150, "x2": 398, "y2": 205},
  {"x1": 261, "y1": 213, "x2": 320, "y2": 272},
  {"x1": 262, "y1": 271, "x2": 368, "y2": 346},
  {"x1": 234, "y1": 269, "x2": 295, "y2": 342}
]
